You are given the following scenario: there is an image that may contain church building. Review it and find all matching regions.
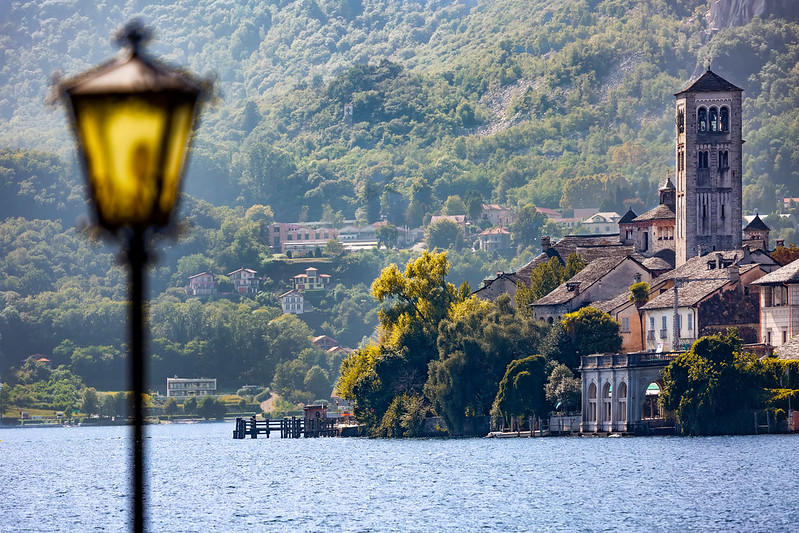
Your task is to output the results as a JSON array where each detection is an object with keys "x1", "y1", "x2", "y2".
[{"x1": 674, "y1": 70, "x2": 744, "y2": 266}]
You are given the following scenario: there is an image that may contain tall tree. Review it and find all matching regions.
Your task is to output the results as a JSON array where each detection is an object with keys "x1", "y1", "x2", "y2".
[
  {"x1": 628, "y1": 281, "x2": 650, "y2": 350},
  {"x1": 427, "y1": 218, "x2": 464, "y2": 250},
  {"x1": 492, "y1": 354, "x2": 548, "y2": 428},
  {"x1": 510, "y1": 204, "x2": 547, "y2": 250}
]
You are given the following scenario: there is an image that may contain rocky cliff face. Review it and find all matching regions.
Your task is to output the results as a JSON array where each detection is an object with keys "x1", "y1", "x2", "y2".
[{"x1": 708, "y1": 0, "x2": 799, "y2": 30}]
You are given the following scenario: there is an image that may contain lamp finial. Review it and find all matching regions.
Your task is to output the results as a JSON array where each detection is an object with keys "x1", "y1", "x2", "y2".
[{"x1": 114, "y1": 19, "x2": 152, "y2": 54}]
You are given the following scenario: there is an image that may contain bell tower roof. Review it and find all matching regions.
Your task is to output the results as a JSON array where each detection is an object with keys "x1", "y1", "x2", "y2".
[{"x1": 675, "y1": 69, "x2": 743, "y2": 96}]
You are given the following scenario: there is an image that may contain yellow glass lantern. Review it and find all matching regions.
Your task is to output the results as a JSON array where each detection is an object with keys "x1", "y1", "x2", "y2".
[{"x1": 59, "y1": 21, "x2": 206, "y2": 233}]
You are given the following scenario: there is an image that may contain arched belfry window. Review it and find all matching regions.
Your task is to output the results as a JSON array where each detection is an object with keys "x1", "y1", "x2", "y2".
[
  {"x1": 718, "y1": 150, "x2": 729, "y2": 170},
  {"x1": 709, "y1": 107, "x2": 719, "y2": 132},
  {"x1": 720, "y1": 107, "x2": 729, "y2": 132},
  {"x1": 698, "y1": 107, "x2": 707, "y2": 132},
  {"x1": 677, "y1": 109, "x2": 684, "y2": 133}
]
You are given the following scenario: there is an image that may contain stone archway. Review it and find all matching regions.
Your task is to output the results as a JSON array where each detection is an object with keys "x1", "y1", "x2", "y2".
[{"x1": 642, "y1": 380, "x2": 664, "y2": 420}]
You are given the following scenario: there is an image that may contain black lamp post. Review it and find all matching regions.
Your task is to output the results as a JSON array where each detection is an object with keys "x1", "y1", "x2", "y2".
[{"x1": 57, "y1": 20, "x2": 209, "y2": 533}]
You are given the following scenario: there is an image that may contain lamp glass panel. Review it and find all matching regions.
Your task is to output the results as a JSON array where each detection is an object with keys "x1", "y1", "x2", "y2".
[
  {"x1": 72, "y1": 94, "x2": 168, "y2": 227},
  {"x1": 159, "y1": 102, "x2": 195, "y2": 218}
]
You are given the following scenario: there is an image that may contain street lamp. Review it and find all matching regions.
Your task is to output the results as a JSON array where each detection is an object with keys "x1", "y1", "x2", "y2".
[{"x1": 57, "y1": 20, "x2": 209, "y2": 533}]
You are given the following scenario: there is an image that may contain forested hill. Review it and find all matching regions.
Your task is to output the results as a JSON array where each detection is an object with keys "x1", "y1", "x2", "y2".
[{"x1": 3, "y1": 0, "x2": 799, "y2": 222}]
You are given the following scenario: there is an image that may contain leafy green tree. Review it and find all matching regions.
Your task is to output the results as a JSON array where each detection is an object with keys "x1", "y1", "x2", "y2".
[
  {"x1": 162, "y1": 397, "x2": 180, "y2": 416},
  {"x1": 303, "y1": 365, "x2": 332, "y2": 402},
  {"x1": 661, "y1": 330, "x2": 767, "y2": 435},
  {"x1": 81, "y1": 387, "x2": 99, "y2": 416},
  {"x1": 325, "y1": 239, "x2": 346, "y2": 257},
  {"x1": 427, "y1": 218, "x2": 464, "y2": 250},
  {"x1": 375, "y1": 224, "x2": 399, "y2": 249},
  {"x1": 465, "y1": 191, "x2": 484, "y2": 223},
  {"x1": 183, "y1": 396, "x2": 198, "y2": 415},
  {"x1": 544, "y1": 307, "x2": 622, "y2": 369},
  {"x1": 197, "y1": 396, "x2": 227, "y2": 419},
  {"x1": 492, "y1": 355, "x2": 548, "y2": 426},
  {"x1": 544, "y1": 364, "x2": 581, "y2": 413},
  {"x1": 0, "y1": 383, "x2": 10, "y2": 417},
  {"x1": 510, "y1": 204, "x2": 547, "y2": 250},
  {"x1": 443, "y1": 195, "x2": 467, "y2": 216},
  {"x1": 340, "y1": 251, "x2": 463, "y2": 435},
  {"x1": 628, "y1": 281, "x2": 650, "y2": 348}
]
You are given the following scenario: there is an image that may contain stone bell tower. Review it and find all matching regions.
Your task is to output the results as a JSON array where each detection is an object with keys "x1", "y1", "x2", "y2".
[{"x1": 674, "y1": 69, "x2": 743, "y2": 266}]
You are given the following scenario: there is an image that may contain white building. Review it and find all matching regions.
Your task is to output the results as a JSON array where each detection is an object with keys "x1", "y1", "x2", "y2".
[
  {"x1": 279, "y1": 289, "x2": 306, "y2": 314},
  {"x1": 752, "y1": 259, "x2": 799, "y2": 347},
  {"x1": 582, "y1": 212, "x2": 621, "y2": 235},
  {"x1": 166, "y1": 377, "x2": 217, "y2": 397}
]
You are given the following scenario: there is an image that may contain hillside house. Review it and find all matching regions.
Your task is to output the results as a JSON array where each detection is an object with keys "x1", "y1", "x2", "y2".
[
  {"x1": 279, "y1": 289, "x2": 306, "y2": 315},
  {"x1": 312, "y1": 335, "x2": 338, "y2": 350},
  {"x1": 429, "y1": 215, "x2": 467, "y2": 229},
  {"x1": 476, "y1": 227, "x2": 511, "y2": 251},
  {"x1": 185, "y1": 272, "x2": 217, "y2": 297},
  {"x1": 480, "y1": 204, "x2": 515, "y2": 226},
  {"x1": 582, "y1": 212, "x2": 621, "y2": 235},
  {"x1": 291, "y1": 267, "x2": 331, "y2": 291},
  {"x1": 229, "y1": 267, "x2": 258, "y2": 295}
]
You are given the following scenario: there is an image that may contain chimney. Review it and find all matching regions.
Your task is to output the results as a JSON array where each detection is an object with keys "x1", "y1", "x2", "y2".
[
  {"x1": 541, "y1": 236, "x2": 551, "y2": 252},
  {"x1": 777, "y1": 239, "x2": 785, "y2": 248},
  {"x1": 728, "y1": 264, "x2": 740, "y2": 284},
  {"x1": 715, "y1": 253, "x2": 723, "y2": 270}
]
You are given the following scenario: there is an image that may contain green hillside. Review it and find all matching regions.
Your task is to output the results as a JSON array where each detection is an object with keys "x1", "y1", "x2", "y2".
[{"x1": 3, "y1": 0, "x2": 799, "y2": 220}]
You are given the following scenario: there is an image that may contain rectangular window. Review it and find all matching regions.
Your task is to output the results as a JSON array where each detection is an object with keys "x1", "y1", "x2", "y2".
[
  {"x1": 621, "y1": 317, "x2": 630, "y2": 333},
  {"x1": 649, "y1": 316, "x2": 655, "y2": 331},
  {"x1": 783, "y1": 330, "x2": 788, "y2": 344},
  {"x1": 661, "y1": 316, "x2": 667, "y2": 331},
  {"x1": 688, "y1": 313, "x2": 693, "y2": 331},
  {"x1": 763, "y1": 286, "x2": 773, "y2": 307}
]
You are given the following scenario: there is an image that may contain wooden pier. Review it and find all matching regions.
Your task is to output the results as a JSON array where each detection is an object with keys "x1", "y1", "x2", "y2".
[{"x1": 233, "y1": 404, "x2": 341, "y2": 439}]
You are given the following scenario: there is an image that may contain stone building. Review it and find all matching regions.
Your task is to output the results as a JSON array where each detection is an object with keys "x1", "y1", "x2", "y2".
[
  {"x1": 618, "y1": 178, "x2": 676, "y2": 263},
  {"x1": 674, "y1": 70, "x2": 743, "y2": 266}
]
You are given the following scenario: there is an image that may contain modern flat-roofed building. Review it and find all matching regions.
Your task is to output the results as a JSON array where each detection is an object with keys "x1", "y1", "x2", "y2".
[{"x1": 166, "y1": 377, "x2": 217, "y2": 397}]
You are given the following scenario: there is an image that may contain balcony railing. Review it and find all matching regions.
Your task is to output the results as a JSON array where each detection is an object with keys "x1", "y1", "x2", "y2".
[
  {"x1": 659, "y1": 329, "x2": 668, "y2": 339},
  {"x1": 580, "y1": 351, "x2": 681, "y2": 370},
  {"x1": 646, "y1": 331, "x2": 655, "y2": 340}
]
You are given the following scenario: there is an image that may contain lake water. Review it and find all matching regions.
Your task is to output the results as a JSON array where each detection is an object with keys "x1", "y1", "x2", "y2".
[{"x1": 1, "y1": 423, "x2": 797, "y2": 532}]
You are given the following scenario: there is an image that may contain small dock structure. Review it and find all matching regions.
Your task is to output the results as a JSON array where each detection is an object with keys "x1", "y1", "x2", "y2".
[{"x1": 233, "y1": 404, "x2": 339, "y2": 439}]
